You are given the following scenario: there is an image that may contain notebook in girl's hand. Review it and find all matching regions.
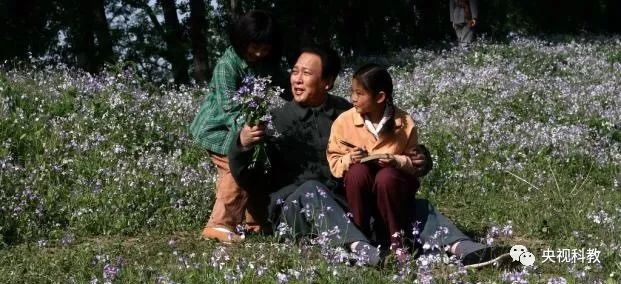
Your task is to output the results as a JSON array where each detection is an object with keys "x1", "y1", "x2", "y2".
[{"x1": 360, "y1": 153, "x2": 393, "y2": 163}]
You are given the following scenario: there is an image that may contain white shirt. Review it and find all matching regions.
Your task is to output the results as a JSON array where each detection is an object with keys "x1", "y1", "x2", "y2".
[{"x1": 363, "y1": 106, "x2": 391, "y2": 140}]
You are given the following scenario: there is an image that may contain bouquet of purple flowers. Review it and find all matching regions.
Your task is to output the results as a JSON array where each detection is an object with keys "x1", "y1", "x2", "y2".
[{"x1": 233, "y1": 75, "x2": 285, "y2": 171}]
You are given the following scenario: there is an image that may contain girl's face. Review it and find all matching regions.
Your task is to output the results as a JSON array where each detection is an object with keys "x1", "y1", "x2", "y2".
[
  {"x1": 351, "y1": 78, "x2": 384, "y2": 115},
  {"x1": 245, "y1": 43, "x2": 272, "y2": 63}
]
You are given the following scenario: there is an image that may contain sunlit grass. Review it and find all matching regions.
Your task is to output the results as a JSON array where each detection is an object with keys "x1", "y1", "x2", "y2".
[{"x1": 1, "y1": 35, "x2": 620, "y2": 283}]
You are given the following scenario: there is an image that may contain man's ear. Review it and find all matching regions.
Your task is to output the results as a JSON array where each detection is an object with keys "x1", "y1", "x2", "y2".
[
  {"x1": 324, "y1": 76, "x2": 335, "y2": 91},
  {"x1": 376, "y1": 91, "x2": 387, "y2": 104}
]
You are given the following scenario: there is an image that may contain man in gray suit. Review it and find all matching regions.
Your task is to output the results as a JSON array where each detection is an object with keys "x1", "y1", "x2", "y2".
[
  {"x1": 449, "y1": 0, "x2": 478, "y2": 46},
  {"x1": 231, "y1": 46, "x2": 510, "y2": 268}
]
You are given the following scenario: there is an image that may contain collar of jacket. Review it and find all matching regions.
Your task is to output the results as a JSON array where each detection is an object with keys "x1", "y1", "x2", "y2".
[
  {"x1": 226, "y1": 46, "x2": 249, "y2": 70},
  {"x1": 290, "y1": 94, "x2": 337, "y2": 120},
  {"x1": 352, "y1": 108, "x2": 404, "y2": 129}
]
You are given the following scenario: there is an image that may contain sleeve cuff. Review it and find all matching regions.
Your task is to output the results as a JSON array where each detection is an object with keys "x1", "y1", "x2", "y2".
[{"x1": 335, "y1": 153, "x2": 352, "y2": 178}]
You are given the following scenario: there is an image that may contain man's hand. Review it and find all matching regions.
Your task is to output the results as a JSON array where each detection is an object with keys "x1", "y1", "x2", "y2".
[
  {"x1": 350, "y1": 147, "x2": 368, "y2": 164},
  {"x1": 239, "y1": 124, "x2": 266, "y2": 149},
  {"x1": 406, "y1": 145, "x2": 430, "y2": 176},
  {"x1": 469, "y1": 19, "x2": 477, "y2": 28}
]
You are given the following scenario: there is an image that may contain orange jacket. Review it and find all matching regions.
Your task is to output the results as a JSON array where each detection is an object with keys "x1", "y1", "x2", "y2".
[{"x1": 326, "y1": 107, "x2": 419, "y2": 178}]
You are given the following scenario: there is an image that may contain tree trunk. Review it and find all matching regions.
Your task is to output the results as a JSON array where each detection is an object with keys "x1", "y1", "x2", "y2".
[
  {"x1": 159, "y1": 0, "x2": 190, "y2": 84},
  {"x1": 365, "y1": 1, "x2": 387, "y2": 54},
  {"x1": 189, "y1": 0, "x2": 208, "y2": 83},
  {"x1": 67, "y1": 0, "x2": 114, "y2": 73},
  {"x1": 342, "y1": 0, "x2": 362, "y2": 55},
  {"x1": 411, "y1": 0, "x2": 439, "y2": 41},
  {"x1": 294, "y1": 1, "x2": 313, "y2": 47},
  {"x1": 74, "y1": 1, "x2": 97, "y2": 72},
  {"x1": 92, "y1": 0, "x2": 114, "y2": 67},
  {"x1": 395, "y1": 0, "x2": 416, "y2": 46},
  {"x1": 230, "y1": 0, "x2": 240, "y2": 18},
  {"x1": 607, "y1": 0, "x2": 620, "y2": 32}
]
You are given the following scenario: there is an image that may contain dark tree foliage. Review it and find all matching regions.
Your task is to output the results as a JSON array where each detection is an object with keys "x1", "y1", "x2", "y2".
[
  {"x1": 189, "y1": 0, "x2": 209, "y2": 83},
  {"x1": 64, "y1": 0, "x2": 115, "y2": 73},
  {"x1": 1, "y1": 0, "x2": 619, "y2": 83},
  {"x1": 160, "y1": 0, "x2": 191, "y2": 84},
  {"x1": 0, "y1": 0, "x2": 62, "y2": 61}
]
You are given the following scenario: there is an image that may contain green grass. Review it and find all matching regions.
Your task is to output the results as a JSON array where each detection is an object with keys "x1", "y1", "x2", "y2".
[
  {"x1": 2, "y1": 36, "x2": 621, "y2": 283},
  {"x1": 0, "y1": 233, "x2": 517, "y2": 283}
]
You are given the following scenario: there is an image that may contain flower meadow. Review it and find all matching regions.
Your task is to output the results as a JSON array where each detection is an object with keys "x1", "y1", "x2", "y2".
[{"x1": 1, "y1": 36, "x2": 620, "y2": 283}]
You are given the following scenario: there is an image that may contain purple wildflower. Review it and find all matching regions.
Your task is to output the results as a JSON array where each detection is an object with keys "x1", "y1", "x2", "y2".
[
  {"x1": 485, "y1": 221, "x2": 513, "y2": 245},
  {"x1": 61, "y1": 233, "x2": 75, "y2": 246},
  {"x1": 547, "y1": 277, "x2": 567, "y2": 284},
  {"x1": 501, "y1": 268, "x2": 529, "y2": 283},
  {"x1": 103, "y1": 263, "x2": 121, "y2": 283},
  {"x1": 276, "y1": 272, "x2": 288, "y2": 284}
]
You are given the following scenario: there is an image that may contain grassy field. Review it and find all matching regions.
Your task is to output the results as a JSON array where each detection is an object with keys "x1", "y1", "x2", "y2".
[{"x1": 1, "y1": 36, "x2": 620, "y2": 283}]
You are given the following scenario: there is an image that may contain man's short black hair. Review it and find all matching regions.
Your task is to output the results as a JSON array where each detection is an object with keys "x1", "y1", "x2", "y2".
[
  {"x1": 230, "y1": 10, "x2": 280, "y2": 60},
  {"x1": 298, "y1": 46, "x2": 341, "y2": 83}
]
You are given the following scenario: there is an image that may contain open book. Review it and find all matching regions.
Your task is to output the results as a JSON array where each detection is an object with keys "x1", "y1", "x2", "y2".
[{"x1": 360, "y1": 153, "x2": 394, "y2": 163}]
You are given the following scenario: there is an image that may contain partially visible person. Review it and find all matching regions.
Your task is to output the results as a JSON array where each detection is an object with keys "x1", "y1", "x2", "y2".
[
  {"x1": 231, "y1": 46, "x2": 508, "y2": 268},
  {"x1": 449, "y1": 0, "x2": 479, "y2": 46},
  {"x1": 189, "y1": 10, "x2": 287, "y2": 244},
  {"x1": 326, "y1": 64, "x2": 420, "y2": 251}
]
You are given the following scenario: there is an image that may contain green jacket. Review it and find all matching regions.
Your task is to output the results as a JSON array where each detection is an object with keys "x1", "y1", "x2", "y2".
[{"x1": 189, "y1": 46, "x2": 289, "y2": 155}]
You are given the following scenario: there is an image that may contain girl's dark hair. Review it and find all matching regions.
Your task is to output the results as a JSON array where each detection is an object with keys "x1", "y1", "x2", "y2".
[
  {"x1": 230, "y1": 10, "x2": 281, "y2": 63},
  {"x1": 353, "y1": 63, "x2": 396, "y2": 134}
]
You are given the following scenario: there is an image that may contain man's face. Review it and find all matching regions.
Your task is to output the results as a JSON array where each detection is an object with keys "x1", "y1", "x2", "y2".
[{"x1": 290, "y1": 52, "x2": 329, "y2": 107}]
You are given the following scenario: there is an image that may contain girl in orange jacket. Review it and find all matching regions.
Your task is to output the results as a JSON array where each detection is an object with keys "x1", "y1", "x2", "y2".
[{"x1": 327, "y1": 64, "x2": 421, "y2": 250}]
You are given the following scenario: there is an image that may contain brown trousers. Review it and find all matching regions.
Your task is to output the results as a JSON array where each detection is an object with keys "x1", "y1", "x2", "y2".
[
  {"x1": 206, "y1": 152, "x2": 265, "y2": 232},
  {"x1": 344, "y1": 163, "x2": 419, "y2": 249}
]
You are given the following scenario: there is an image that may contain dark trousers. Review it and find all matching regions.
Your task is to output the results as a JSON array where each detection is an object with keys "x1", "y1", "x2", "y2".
[
  {"x1": 453, "y1": 23, "x2": 475, "y2": 46},
  {"x1": 412, "y1": 199, "x2": 470, "y2": 252},
  {"x1": 343, "y1": 163, "x2": 419, "y2": 249},
  {"x1": 268, "y1": 180, "x2": 369, "y2": 246},
  {"x1": 262, "y1": 180, "x2": 470, "y2": 253}
]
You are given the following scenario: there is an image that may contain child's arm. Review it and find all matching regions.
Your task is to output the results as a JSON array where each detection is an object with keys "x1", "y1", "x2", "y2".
[
  {"x1": 326, "y1": 119, "x2": 354, "y2": 178},
  {"x1": 393, "y1": 121, "x2": 420, "y2": 176},
  {"x1": 212, "y1": 60, "x2": 243, "y2": 114}
]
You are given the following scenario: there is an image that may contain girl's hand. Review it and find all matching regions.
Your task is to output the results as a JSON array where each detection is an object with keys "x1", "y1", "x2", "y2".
[
  {"x1": 378, "y1": 156, "x2": 397, "y2": 167},
  {"x1": 350, "y1": 147, "x2": 368, "y2": 164}
]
